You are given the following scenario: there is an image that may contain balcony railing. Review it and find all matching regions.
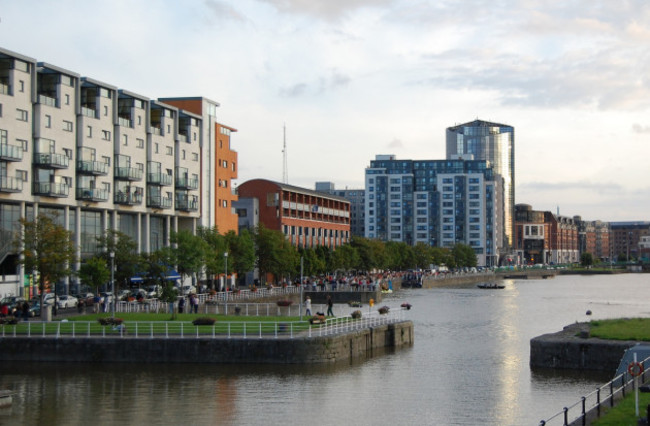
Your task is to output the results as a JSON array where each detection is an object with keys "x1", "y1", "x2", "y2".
[
  {"x1": 178, "y1": 134, "x2": 187, "y2": 143},
  {"x1": 77, "y1": 160, "x2": 109, "y2": 175},
  {"x1": 114, "y1": 167, "x2": 143, "y2": 181},
  {"x1": 114, "y1": 189, "x2": 143, "y2": 205},
  {"x1": 81, "y1": 106, "x2": 96, "y2": 118},
  {"x1": 147, "y1": 172, "x2": 173, "y2": 186},
  {"x1": 175, "y1": 176, "x2": 199, "y2": 190},
  {"x1": 0, "y1": 83, "x2": 10, "y2": 95},
  {"x1": 0, "y1": 144, "x2": 23, "y2": 161},
  {"x1": 76, "y1": 187, "x2": 109, "y2": 202},
  {"x1": 118, "y1": 117, "x2": 131, "y2": 128},
  {"x1": 150, "y1": 126, "x2": 162, "y2": 136},
  {"x1": 38, "y1": 94, "x2": 57, "y2": 107},
  {"x1": 176, "y1": 197, "x2": 198, "y2": 211},
  {"x1": 33, "y1": 182, "x2": 69, "y2": 197},
  {"x1": 33, "y1": 152, "x2": 69, "y2": 168},
  {"x1": 147, "y1": 195, "x2": 172, "y2": 209},
  {"x1": 0, "y1": 177, "x2": 23, "y2": 192}
]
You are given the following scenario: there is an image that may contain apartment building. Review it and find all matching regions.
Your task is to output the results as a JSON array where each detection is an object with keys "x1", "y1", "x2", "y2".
[
  {"x1": 364, "y1": 155, "x2": 503, "y2": 266},
  {"x1": 0, "y1": 47, "x2": 238, "y2": 295},
  {"x1": 315, "y1": 181, "x2": 365, "y2": 237},
  {"x1": 236, "y1": 179, "x2": 350, "y2": 249}
]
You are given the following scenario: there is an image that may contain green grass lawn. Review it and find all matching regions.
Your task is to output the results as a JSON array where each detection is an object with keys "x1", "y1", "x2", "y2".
[
  {"x1": 0, "y1": 312, "x2": 350, "y2": 337},
  {"x1": 590, "y1": 318, "x2": 650, "y2": 341},
  {"x1": 592, "y1": 390, "x2": 650, "y2": 426}
]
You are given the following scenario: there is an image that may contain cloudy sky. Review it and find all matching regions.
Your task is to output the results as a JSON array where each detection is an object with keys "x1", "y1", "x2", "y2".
[{"x1": 2, "y1": 0, "x2": 649, "y2": 221}]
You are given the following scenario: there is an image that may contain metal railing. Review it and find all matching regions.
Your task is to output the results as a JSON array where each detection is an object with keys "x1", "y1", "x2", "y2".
[
  {"x1": 539, "y1": 355, "x2": 650, "y2": 425},
  {"x1": 0, "y1": 307, "x2": 406, "y2": 340}
]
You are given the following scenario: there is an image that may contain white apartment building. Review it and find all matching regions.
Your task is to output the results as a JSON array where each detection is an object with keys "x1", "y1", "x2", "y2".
[{"x1": 0, "y1": 47, "x2": 233, "y2": 296}]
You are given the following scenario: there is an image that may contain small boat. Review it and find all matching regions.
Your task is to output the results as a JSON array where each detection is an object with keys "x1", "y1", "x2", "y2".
[
  {"x1": 477, "y1": 283, "x2": 505, "y2": 289},
  {"x1": 0, "y1": 390, "x2": 13, "y2": 408}
]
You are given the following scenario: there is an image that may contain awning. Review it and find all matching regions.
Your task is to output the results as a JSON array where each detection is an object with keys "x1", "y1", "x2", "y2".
[{"x1": 130, "y1": 269, "x2": 180, "y2": 283}]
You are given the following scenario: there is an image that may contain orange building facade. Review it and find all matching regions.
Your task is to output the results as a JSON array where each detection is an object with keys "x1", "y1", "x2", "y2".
[{"x1": 237, "y1": 179, "x2": 350, "y2": 248}]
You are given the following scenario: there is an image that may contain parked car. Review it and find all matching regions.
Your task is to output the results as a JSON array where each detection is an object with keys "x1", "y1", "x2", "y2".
[
  {"x1": 29, "y1": 301, "x2": 42, "y2": 317},
  {"x1": 57, "y1": 295, "x2": 78, "y2": 309},
  {"x1": 130, "y1": 288, "x2": 147, "y2": 300},
  {"x1": 43, "y1": 293, "x2": 58, "y2": 306},
  {"x1": 146, "y1": 285, "x2": 161, "y2": 298},
  {"x1": 178, "y1": 285, "x2": 196, "y2": 295},
  {"x1": 0, "y1": 296, "x2": 27, "y2": 315},
  {"x1": 117, "y1": 289, "x2": 132, "y2": 301}
]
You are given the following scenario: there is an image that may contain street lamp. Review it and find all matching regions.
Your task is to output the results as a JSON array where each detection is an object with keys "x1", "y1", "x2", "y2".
[
  {"x1": 110, "y1": 251, "x2": 115, "y2": 318},
  {"x1": 224, "y1": 252, "x2": 228, "y2": 315}
]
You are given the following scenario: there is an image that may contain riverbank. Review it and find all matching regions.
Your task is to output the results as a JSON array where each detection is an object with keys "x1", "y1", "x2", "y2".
[
  {"x1": 530, "y1": 322, "x2": 637, "y2": 373},
  {"x1": 0, "y1": 320, "x2": 414, "y2": 364}
]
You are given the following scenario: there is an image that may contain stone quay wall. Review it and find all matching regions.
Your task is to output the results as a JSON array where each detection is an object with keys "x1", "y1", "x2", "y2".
[
  {"x1": 0, "y1": 321, "x2": 413, "y2": 364},
  {"x1": 530, "y1": 323, "x2": 637, "y2": 373}
]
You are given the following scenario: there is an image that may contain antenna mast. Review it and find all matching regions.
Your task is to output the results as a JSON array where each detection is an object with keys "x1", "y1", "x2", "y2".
[{"x1": 282, "y1": 124, "x2": 288, "y2": 184}]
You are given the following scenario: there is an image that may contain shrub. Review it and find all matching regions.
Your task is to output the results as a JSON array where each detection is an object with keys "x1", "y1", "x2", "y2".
[
  {"x1": 98, "y1": 317, "x2": 123, "y2": 326},
  {"x1": 401, "y1": 303, "x2": 412, "y2": 310},
  {"x1": 276, "y1": 300, "x2": 293, "y2": 307},
  {"x1": 348, "y1": 301, "x2": 362, "y2": 307},
  {"x1": 351, "y1": 310, "x2": 362, "y2": 319},
  {"x1": 192, "y1": 317, "x2": 216, "y2": 326},
  {"x1": 378, "y1": 306, "x2": 390, "y2": 315}
]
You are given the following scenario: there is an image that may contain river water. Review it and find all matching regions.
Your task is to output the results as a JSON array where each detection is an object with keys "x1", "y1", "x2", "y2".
[{"x1": 0, "y1": 273, "x2": 648, "y2": 425}]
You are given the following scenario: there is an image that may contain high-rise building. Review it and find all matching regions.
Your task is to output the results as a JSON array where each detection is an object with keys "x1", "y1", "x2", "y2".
[
  {"x1": 364, "y1": 155, "x2": 503, "y2": 266},
  {"x1": 446, "y1": 120, "x2": 514, "y2": 252}
]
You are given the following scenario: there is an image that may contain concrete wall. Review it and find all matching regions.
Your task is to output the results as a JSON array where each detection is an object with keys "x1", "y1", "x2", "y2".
[
  {"x1": 0, "y1": 321, "x2": 413, "y2": 364},
  {"x1": 529, "y1": 323, "x2": 636, "y2": 373}
]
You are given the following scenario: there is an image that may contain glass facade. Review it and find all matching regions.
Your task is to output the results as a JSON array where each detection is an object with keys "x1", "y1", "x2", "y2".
[{"x1": 446, "y1": 120, "x2": 514, "y2": 249}]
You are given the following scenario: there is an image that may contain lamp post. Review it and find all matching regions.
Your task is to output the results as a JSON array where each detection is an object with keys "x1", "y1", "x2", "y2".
[
  {"x1": 299, "y1": 256, "x2": 304, "y2": 321},
  {"x1": 110, "y1": 251, "x2": 115, "y2": 318},
  {"x1": 224, "y1": 252, "x2": 228, "y2": 315}
]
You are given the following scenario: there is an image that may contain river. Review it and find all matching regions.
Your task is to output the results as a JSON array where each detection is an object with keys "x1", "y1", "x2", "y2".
[{"x1": 0, "y1": 273, "x2": 647, "y2": 425}]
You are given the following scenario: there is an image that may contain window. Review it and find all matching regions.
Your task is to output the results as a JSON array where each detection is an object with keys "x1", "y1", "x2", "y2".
[
  {"x1": 63, "y1": 120, "x2": 73, "y2": 132},
  {"x1": 19, "y1": 81, "x2": 24, "y2": 92},
  {"x1": 222, "y1": 200, "x2": 227, "y2": 208},
  {"x1": 86, "y1": 126, "x2": 92, "y2": 138},
  {"x1": 16, "y1": 109, "x2": 28, "y2": 121},
  {"x1": 124, "y1": 135, "x2": 129, "y2": 147},
  {"x1": 102, "y1": 130, "x2": 111, "y2": 140},
  {"x1": 45, "y1": 115, "x2": 52, "y2": 128},
  {"x1": 104, "y1": 106, "x2": 108, "y2": 116},
  {"x1": 0, "y1": 104, "x2": 2, "y2": 117},
  {"x1": 65, "y1": 94, "x2": 70, "y2": 105},
  {"x1": 16, "y1": 170, "x2": 27, "y2": 182},
  {"x1": 166, "y1": 146, "x2": 173, "y2": 156},
  {"x1": 102, "y1": 182, "x2": 110, "y2": 193},
  {"x1": 17, "y1": 139, "x2": 28, "y2": 152},
  {"x1": 136, "y1": 138, "x2": 144, "y2": 149},
  {"x1": 182, "y1": 150, "x2": 186, "y2": 160},
  {"x1": 102, "y1": 156, "x2": 110, "y2": 166},
  {"x1": 63, "y1": 148, "x2": 73, "y2": 159}
]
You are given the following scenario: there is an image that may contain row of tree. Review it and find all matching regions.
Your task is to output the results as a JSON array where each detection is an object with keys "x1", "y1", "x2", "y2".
[{"x1": 16, "y1": 215, "x2": 478, "y2": 302}]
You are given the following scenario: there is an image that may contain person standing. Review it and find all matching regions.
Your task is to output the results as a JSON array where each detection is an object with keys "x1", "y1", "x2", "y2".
[
  {"x1": 326, "y1": 295, "x2": 334, "y2": 316},
  {"x1": 305, "y1": 296, "x2": 312, "y2": 316},
  {"x1": 178, "y1": 296, "x2": 185, "y2": 313}
]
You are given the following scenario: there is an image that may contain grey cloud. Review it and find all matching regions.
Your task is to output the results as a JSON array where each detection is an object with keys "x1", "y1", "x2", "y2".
[
  {"x1": 279, "y1": 83, "x2": 308, "y2": 97},
  {"x1": 388, "y1": 138, "x2": 404, "y2": 149},
  {"x1": 257, "y1": 0, "x2": 394, "y2": 20},
  {"x1": 204, "y1": 0, "x2": 247, "y2": 21},
  {"x1": 280, "y1": 70, "x2": 351, "y2": 97},
  {"x1": 632, "y1": 124, "x2": 650, "y2": 134}
]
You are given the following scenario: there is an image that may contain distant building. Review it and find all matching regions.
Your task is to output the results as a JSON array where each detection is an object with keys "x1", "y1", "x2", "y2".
[
  {"x1": 237, "y1": 179, "x2": 350, "y2": 248},
  {"x1": 576, "y1": 218, "x2": 610, "y2": 262},
  {"x1": 446, "y1": 119, "x2": 515, "y2": 249},
  {"x1": 364, "y1": 155, "x2": 503, "y2": 266},
  {"x1": 315, "y1": 181, "x2": 365, "y2": 237},
  {"x1": 609, "y1": 222, "x2": 650, "y2": 262}
]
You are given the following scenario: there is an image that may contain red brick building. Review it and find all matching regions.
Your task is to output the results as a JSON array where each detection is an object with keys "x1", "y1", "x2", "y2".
[{"x1": 237, "y1": 179, "x2": 350, "y2": 248}]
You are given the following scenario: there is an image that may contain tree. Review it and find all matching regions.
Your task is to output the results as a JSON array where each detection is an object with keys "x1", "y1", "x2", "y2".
[
  {"x1": 197, "y1": 226, "x2": 226, "y2": 289},
  {"x1": 224, "y1": 229, "x2": 256, "y2": 287},
  {"x1": 171, "y1": 230, "x2": 208, "y2": 286},
  {"x1": 331, "y1": 244, "x2": 359, "y2": 274},
  {"x1": 581, "y1": 252, "x2": 594, "y2": 267},
  {"x1": 96, "y1": 230, "x2": 140, "y2": 292},
  {"x1": 78, "y1": 256, "x2": 110, "y2": 296},
  {"x1": 254, "y1": 224, "x2": 299, "y2": 284},
  {"x1": 16, "y1": 215, "x2": 77, "y2": 312},
  {"x1": 451, "y1": 244, "x2": 477, "y2": 268},
  {"x1": 142, "y1": 248, "x2": 177, "y2": 318}
]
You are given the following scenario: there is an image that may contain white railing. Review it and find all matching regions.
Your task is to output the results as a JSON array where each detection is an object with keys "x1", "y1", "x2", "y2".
[{"x1": 0, "y1": 307, "x2": 407, "y2": 340}]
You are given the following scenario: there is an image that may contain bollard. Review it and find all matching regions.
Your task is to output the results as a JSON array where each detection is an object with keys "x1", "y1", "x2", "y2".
[
  {"x1": 581, "y1": 396, "x2": 586, "y2": 426},
  {"x1": 563, "y1": 407, "x2": 568, "y2": 425}
]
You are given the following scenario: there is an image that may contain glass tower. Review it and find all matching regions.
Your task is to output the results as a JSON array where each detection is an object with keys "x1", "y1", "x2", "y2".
[{"x1": 446, "y1": 120, "x2": 514, "y2": 250}]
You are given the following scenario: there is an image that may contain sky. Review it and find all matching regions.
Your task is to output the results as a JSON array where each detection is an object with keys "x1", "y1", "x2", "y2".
[{"x1": 1, "y1": 0, "x2": 649, "y2": 222}]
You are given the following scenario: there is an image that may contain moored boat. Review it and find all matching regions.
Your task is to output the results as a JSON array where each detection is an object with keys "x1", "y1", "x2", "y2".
[{"x1": 477, "y1": 283, "x2": 505, "y2": 289}]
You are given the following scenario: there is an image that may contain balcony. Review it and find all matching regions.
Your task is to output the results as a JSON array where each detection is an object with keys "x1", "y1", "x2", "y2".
[
  {"x1": 76, "y1": 187, "x2": 109, "y2": 202},
  {"x1": 114, "y1": 188, "x2": 143, "y2": 205},
  {"x1": 0, "y1": 144, "x2": 23, "y2": 161},
  {"x1": 114, "y1": 167, "x2": 143, "y2": 181},
  {"x1": 34, "y1": 152, "x2": 69, "y2": 169},
  {"x1": 38, "y1": 94, "x2": 57, "y2": 107},
  {"x1": 147, "y1": 172, "x2": 173, "y2": 186},
  {"x1": 147, "y1": 194, "x2": 172, "y2": 209},
  {"x1": 0, "y1": 83, "x2": 9, "y2": 95},
  {"x1": 175, "y1": 176, "x2": 199, "y2": 190},
  {"x1": 77, "y1": 160, "x2": 109, "y2": 175},
  {"x1": 81, "y1": 106, "x2": 96, "y2": 118},
  {"x1": 33, "y1": 181, "x2": 69, "y2": 197},
  {"x1": 118, "y1": 117, "x2": 131, "y2": 128},
  {"x1": 176, "y1": 196, "x2": 198, "y2": 212},
  {"x1": 0, "y1": 177, "x2": 23, "y2": 193}
]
